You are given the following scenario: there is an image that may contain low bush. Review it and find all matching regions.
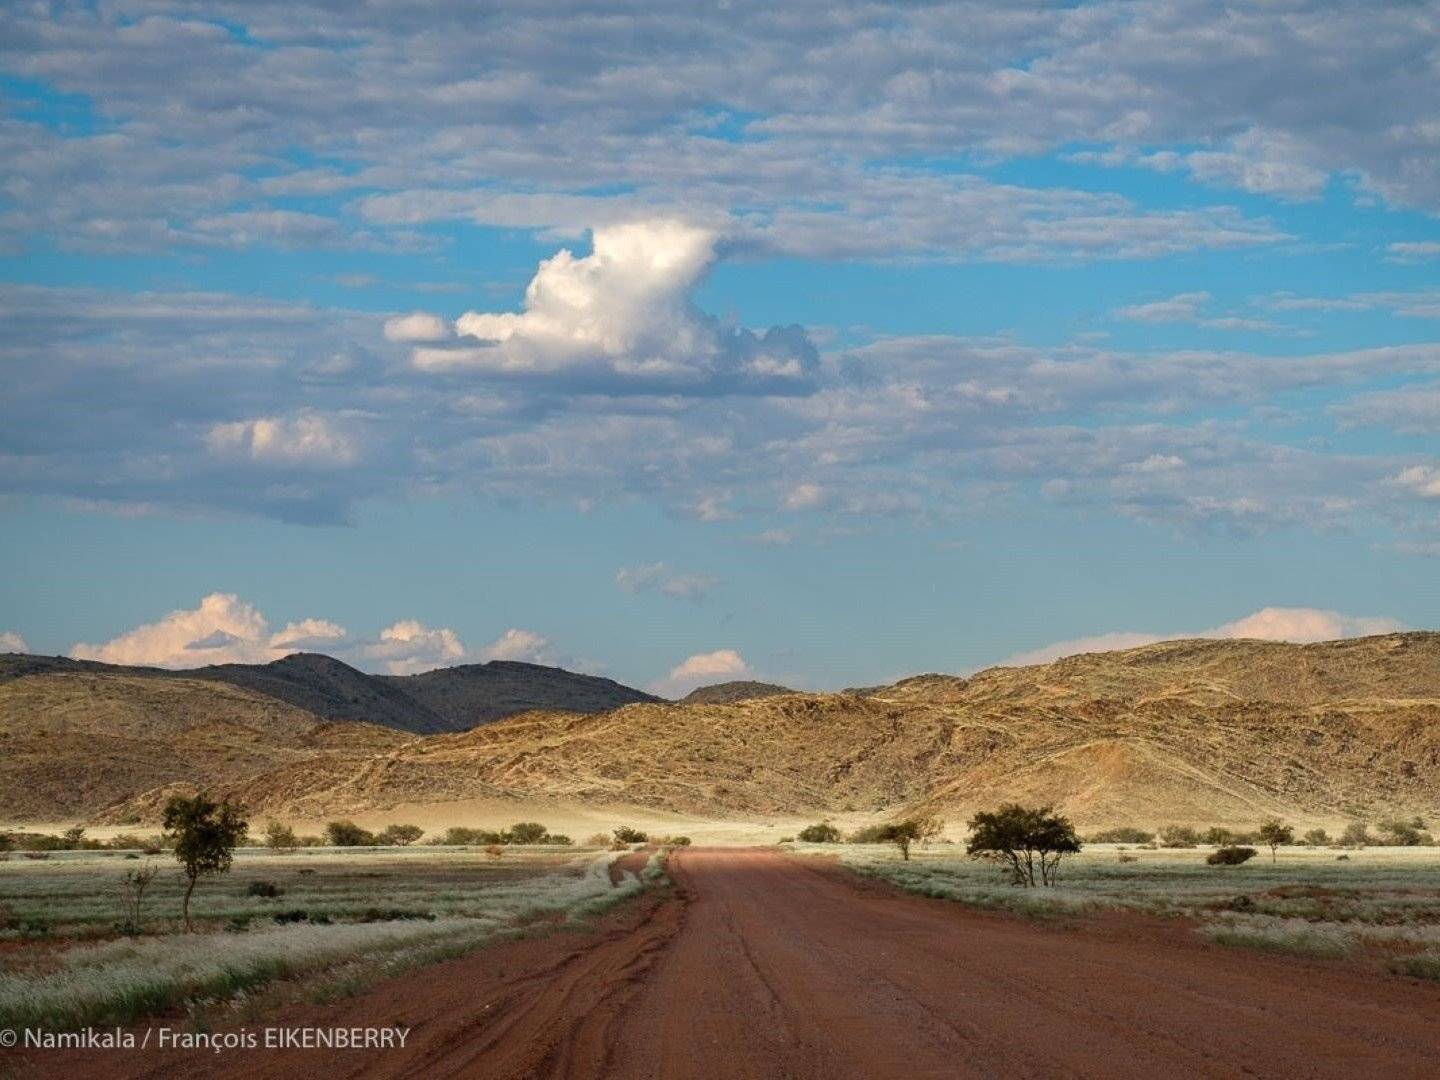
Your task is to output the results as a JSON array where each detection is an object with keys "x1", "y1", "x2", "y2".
[
  {"x1": 324, "y1": 821, "x2": 375, "y2": 847},
  {"x1": 612, "y1": 826, "x2": 648, "y2": 844},
  {"x1": 246, "y1": 880, "x2": 283, "y2": 899},
  {"x1": 1206, "y1": 846, "x2": 1257, "y2": 866},
  {"x1": 1159, "y1": 825, "x2": 1201, "y2": 848},
  {"x1": 798, "y1": 822, "x2": 842, "y2": 843}
]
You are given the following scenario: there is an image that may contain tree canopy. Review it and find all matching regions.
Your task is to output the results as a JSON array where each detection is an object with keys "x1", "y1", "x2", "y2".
[{"x1": 966, "y1": 803, "x2": 1080, "y2": 887}]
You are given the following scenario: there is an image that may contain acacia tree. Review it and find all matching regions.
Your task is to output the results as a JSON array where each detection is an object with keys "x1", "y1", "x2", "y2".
[
  {"x1": 966, "y1": 804, "x2": 1081, "y2": 887},
  {"x1": 162, "y1": 794, "x2": 248, "y2": 931},
  {"x1": 877, "y1": 820, "x2": 924, "y2": 861},
  {"x1": 1257, "y1": 819, "x2": 1294, "y2": 864}
]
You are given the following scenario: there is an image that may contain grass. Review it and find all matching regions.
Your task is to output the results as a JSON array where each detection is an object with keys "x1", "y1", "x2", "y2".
[
  {"x1": 797, "y1": 842, "x2": 1440, "y2": 972},
  {"x1": 0, "y1": 845, "x2": 651, "y2": 1031}
]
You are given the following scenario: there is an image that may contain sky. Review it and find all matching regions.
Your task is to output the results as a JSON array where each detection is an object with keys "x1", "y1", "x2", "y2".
[{"x1": 1, "y1": 1, "x2": 1438, "y2": 694}]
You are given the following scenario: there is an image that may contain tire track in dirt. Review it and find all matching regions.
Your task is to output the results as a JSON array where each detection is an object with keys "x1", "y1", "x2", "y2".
[{"x1": 12, "y1": 848, "x2": 1440, "y2": 1079}]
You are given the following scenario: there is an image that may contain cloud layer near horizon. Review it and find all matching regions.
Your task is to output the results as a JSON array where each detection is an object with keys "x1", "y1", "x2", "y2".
[
  {"x1": 65, "y1": 593, "x2": 551, "y2": 676},
  {"x1": 1001, "y1": 607, "x2": 1407, "y2": 667}
]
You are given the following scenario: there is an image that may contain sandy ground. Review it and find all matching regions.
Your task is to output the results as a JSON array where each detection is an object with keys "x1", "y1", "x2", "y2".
[{"x1": 12, "y1": 848, "x2": 1440, "y2": 1079}]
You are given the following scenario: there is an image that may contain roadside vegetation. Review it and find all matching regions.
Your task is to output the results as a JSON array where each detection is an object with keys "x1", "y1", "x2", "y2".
[
  {"x1": 0, "y1": 813, "x2": 668, "y2": 1032},
  {"x1": 789, "y1": 810, "x2": 1440, "y2": 980}
]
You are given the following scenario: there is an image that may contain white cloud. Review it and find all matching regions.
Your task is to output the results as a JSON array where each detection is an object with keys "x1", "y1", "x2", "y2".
[
  {"x1": 1114, "y1": 292, "x2": 1275, "y2": 332},
  {"x1": 362, "y1": 619, "x2": 465, "y2": 675},
  {"x1": 1386, "y1": 242, "x2": 1440, "y2": 264},
  {"x1": 408, "y1": 219, "x2": 815, "y2": 384},
  {"x1": 1391, "y1": 464, "x2": 1440, "y2": 500},
  {"x1": 207, "y1": 411, "x2": 360, "y2": 467},
  {"x1": 1000, "y1": 606, "x2": 1406, "y2": 667},
  {"x1": 269, "y1": 618, "x2": 347, "y2": 651},
  {"x1": 383, "y1": 311, "x2": 452, "y2": 343},
  {"x1": 1116, "y1": 293, "x2": 1211, "y2": 324},
  {"x1": 1211, "y1": 607, "x2": 1403, "y2": 642},
  {"x1": 650, "y1": 648, "x2": 750, "y2": 697},
  {"x1": 479, "y1": 628, "x2": 552, "y2": 664},
  {"x1": 70, "y1": 593, "x2": 344, "y2": 667},
  {"x1": 783, "y1": 483, "x2": 828, "y2": 511},
  {"x1": 0, "y1": 631, "x2": 29, "y2": 653},
  {"x1": 616, "y1": 563, "x2": 719, "y2": 602}
]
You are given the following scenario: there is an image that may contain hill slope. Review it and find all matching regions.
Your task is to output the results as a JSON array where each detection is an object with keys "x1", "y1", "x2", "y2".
[
  {"x1": 0, "y1": 673, "x2": 412, "y2": 820},
  {"x1": 381, "y1": 661, "x2": 661, "y2": 728},
  {"x1": 0, "y1": 652, "x2": 659, "y2": 735},
  {"x1": 682, "y1": 680, "x2": 794, "y2": 704},
  {"x1": 6, "y1": 633, "x2": 1439, "y2": 828}
]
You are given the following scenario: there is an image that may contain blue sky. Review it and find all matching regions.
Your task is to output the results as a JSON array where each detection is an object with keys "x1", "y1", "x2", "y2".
[{"x1": 1, "y1": 2, "x2": 1438, "y2": 693}]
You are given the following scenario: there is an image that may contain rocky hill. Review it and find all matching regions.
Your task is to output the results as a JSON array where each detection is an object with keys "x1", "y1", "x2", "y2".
[
  {"x1": 0, "y1": 651, "x2": 657, "y2": 735},
  {"x1": 381, "y1": 661, "x2": 660, "y2": 728},
  {"x1": 0, "y1": 672, "x2": 412, "y2": 821},
  {"x1": 681, "y1": 680, "x2": 795, "y2": 704},
  {"x1": 5, "y1": 633, "x2": 1438, "y2": 829}
]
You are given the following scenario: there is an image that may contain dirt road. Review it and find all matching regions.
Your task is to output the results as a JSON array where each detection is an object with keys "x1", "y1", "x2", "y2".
[{"x1": 15, "y1": 848, "x2": 1440, "y2": 1078}]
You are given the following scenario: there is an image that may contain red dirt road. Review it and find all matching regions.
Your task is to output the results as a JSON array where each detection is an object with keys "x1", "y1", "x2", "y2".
[{"x1": 14, "y1": 848, "x2": 1440, "y2": 1078}]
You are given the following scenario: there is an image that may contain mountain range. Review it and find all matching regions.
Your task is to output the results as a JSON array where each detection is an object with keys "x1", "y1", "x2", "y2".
[
  {"x1": 0, "y1": 651, "x2": 657, "y2": 735},
  {"x1": 3, "y1": 632, "x2": 1438, "y2": 829}
]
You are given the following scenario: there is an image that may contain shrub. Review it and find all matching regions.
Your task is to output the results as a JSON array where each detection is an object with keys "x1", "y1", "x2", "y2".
[
  {"x1": 544, "y1": 834, "x2": 574, "y2": 846},
  {"x1": 507, "y1": 822, "x2": 549, "y2": 845},
  {"x1": 967, "y1": 804, "x2": 1081, "y2": 886},
  {"x1": 324, "y1": 821, "x2": 375, "y2": 847},
  {"x1": 1206, "y1": 846, "x2": 1257, "y2": 866},
  {"x1": 798, "y1": 822, "x2": 842, "y2": 843},
  {"x1": 264, "y1": 822, "x2": 298, "y2": 851},
  {"x1": 1159, "y1": 825, "x2": 1200, "y2": 848},
  {"x1": 1339, "y1": 821, "x2": 1370, "y2": 848},
  {"x1": 585, "y1": 833, "x2": 611, "y2": 847},
  {"x1": 1302, "y1": 828, "x2": 1330, "y2": 847},
  {"x1": 440, "y1": 826, "x2": 504, "y2": 846},
  {"x1": 1087, "y1": 827, "x2": 1154, "y2": 845},
  {"x1": 612, "y1": 826, "x2": 648, "y2": 844},
  {"x1": 246, "y1": 880, "x2": 283, "y2": 899},
  {"x1": 664, "y1": 835, "x2": 692, "y2": 847},
  {"x1": 378, "y1": 824, "x2": 424, "y2": 847},
  {"x1": 1377, "y1": 817, "x2": 1432, "y2": 846}
]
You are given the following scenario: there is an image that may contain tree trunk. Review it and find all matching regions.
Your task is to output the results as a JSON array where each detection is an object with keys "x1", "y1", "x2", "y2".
[{"x1": 182, "y1": 873, "x2": 197, "y2": 932}]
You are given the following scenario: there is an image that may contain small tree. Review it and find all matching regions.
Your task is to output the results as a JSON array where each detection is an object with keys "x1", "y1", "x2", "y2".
[
  {"x1": 797, "y1": 822, "x2": 842, "y2": 843},
  {"x1": 162, "y1": 794, "x2": 248, "y2": 932},
  {"x1": 877, "y1": 820, "x2": 924, "y2": 861},
  {"x1": 379, "y1": 824, "x2": 424, "y2": 847},
  {"x1": 915, "y1": 816, "x2": 945, "y2": 846},
  {"x1": 966, "y1": 804, "x2": 1081, "y2": 887},
  {"x1": 118, "y1": 861, "x2": 158, "y2": 935},
  {"x1": 264, "y1": 822, "x2": 297, "y2": 851},
  {"x1": 1257, "y1": 819, "x2": 1293, "y2": 863}
]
